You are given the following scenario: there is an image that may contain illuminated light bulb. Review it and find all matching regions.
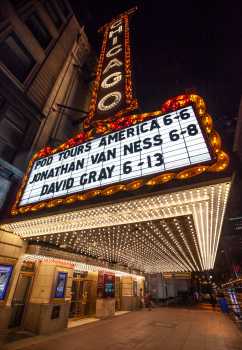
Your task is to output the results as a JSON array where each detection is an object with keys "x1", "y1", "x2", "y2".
[{"x1": 3, "y1": 182, "x2": 231, "y2": 272}]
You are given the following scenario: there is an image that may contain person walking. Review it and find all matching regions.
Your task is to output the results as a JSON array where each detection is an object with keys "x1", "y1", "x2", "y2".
[
  {"x1": 145, "y1": 292, "x2": 152, "y2": 311},
  {"x1": 210, "y1": 293, "x2": 217, "y2": 310},
  {"x1": 218, "y1": 293, "x2": 229, "y2": 313},
  {"x1": 140, "y1": 288, "x2": 144, "y2": 309}
]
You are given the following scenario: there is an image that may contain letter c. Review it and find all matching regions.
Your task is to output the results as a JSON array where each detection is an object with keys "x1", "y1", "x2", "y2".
[{"x1": 106, "y1": 45, "x2": 122, "y2": 58}]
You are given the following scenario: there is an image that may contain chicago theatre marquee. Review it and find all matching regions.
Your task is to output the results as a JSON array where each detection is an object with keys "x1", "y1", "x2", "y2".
[{"x1": 1, "y1": 7, "x2": 232, "y2": 276}]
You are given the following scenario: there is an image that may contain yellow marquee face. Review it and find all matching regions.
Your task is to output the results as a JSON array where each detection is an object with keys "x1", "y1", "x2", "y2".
[{"x1": 11, "y1": 94, "x2": 229, "y2": 216}]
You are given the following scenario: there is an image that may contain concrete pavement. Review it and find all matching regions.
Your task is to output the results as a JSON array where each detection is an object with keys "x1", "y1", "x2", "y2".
[{"x1": 3, "y1": 307, "x2": 242, "y2": 350}]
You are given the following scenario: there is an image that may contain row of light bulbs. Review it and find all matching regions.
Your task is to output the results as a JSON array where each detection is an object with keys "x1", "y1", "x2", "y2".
[
  {"x1": 2, "y1": 182, "x2": 231, "y2": 272},
  {"x1": 22, "y1": 254, "x2": 144, "y2": 279}
]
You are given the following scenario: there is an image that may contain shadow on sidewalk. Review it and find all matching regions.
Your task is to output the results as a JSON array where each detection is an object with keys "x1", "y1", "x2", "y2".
[{"x1": 0, "y1": 329, "x2": 35, "y2": 347}]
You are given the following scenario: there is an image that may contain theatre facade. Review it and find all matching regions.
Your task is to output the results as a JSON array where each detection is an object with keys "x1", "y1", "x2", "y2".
[{"x1": 0, "y1": 8, "x2": 232, "y2": 333}]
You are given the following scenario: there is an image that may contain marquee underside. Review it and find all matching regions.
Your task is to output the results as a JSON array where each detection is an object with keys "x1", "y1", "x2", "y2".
[{"x1": 2, "y1": 180, "x2": 231, "y2": 273}]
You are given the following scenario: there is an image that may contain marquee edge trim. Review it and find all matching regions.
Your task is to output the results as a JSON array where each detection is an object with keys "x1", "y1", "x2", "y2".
[{"x1": 10, "y1": 94, "x2": 229, "y2": 216}]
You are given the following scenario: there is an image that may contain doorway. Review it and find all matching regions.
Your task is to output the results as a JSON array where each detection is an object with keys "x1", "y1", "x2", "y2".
[
  {"x1": 115, "y1": 276, "x2": 121, "y2": 311},
  {"x1": 9, "y1": 273, "x2": 32, "y2": 328},
  {"x1": 69, "y1": 276, "x2": 93, "y2": 318}
]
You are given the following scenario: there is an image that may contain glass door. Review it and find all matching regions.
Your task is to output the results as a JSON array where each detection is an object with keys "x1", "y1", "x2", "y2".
[
  {"x1": 9, "y1": 274, "x2": 32, "y2": 328},
  {"x1": 115, "y1": 277, "x2": 121, "y2": 311},
  {"x1": 69, "y1": 278, "x2": 93, "y2": 318},
  {"x1": 69, "y1": 279, "x2": 84, "y2": 318}
]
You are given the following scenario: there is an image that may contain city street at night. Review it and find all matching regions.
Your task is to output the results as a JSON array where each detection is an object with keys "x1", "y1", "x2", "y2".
[{"x1": 0, "y1": 0, "x2": 242, "y2": 348}]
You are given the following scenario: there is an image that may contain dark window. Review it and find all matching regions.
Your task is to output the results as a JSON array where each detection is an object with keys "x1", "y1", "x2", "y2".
[
  {"x1": 58, "y1": 0, "x2": 70, "y2": 18},
  {"x1": 5, "y1": 108, "x2": 28, "y2": 132},
  {"x1": 44, "y1": 1, "x2": 62, "y2": 28},
  {"x1": 25, "y1": 12, "x2": 51, "y2": 49},
  {"x1": 0, "y1": 33, "x2": 35, "y2": 82},
  {"x1": 0, "y1": 108, "x2": 29, "y2": 163},
  {"x1": 0, "y1": 140, "x2": 16, "y2": 163},
  {"x1": 0, "y1": 118, "x2": 24, "y2": 147}
]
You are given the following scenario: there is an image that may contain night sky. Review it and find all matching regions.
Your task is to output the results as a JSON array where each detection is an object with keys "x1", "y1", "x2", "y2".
[
  {"x1": 72, "y1": 0, "x2": 242, "y2": 268},
  {"x1": 70, "y1": 0, "x2": 242, "y2": 236},
  {"x1": 70, "y1": 0, "x2": 242, "y2": 143}
]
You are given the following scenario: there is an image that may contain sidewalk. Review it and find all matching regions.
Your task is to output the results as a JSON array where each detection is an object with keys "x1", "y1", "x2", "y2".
[{"x1": 2, "y1": 307, "x2": 242, "y2": 350}]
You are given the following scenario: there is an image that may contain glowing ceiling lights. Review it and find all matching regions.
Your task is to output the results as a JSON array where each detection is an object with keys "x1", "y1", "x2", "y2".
[
  {"x1": 26, "y1": 216, "x2": 200, "y2": 273},
  {"x1": 22, "y1": 254, "x2": 144, "y2": 279},
  {"x1": 1, "y1": 181, "x2": 231, "y2": 273}
]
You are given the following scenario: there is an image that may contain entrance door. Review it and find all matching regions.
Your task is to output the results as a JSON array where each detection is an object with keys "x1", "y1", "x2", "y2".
[
  {"x1": 115, "y1": 277, "x2": 121, "y2": 310},
  {"x1": 82, "y1": 280, "x2": 92, "y2": 315},
  {"x1": 69, "y1": 279, "x2": 83, "y2": 317},
  {"x1": 69, "y1": 279, "x2": 93, "y2": 318},
  {"x1": 9, "y1": 274, "x2": 32, "y2": 328}
]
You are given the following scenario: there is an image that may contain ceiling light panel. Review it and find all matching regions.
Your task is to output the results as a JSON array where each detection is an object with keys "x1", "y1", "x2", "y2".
[{"x1": 1, "y1": 181, "x2": 231, "y2": 272}]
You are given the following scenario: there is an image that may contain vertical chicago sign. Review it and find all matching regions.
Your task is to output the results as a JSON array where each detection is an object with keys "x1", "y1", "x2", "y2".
[{"x1": 85, "y1": 8, "x2": 138, "y2": 128}]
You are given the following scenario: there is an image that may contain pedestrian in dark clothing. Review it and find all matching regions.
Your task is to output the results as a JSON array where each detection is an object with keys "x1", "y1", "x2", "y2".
[
  {"x1": 210, "y1": 293, "x2": 216, "y2": 310},
  {"x1": 145, "y1": 293, "x2": 152, "y2": 311},
  {"x1": 218, "y1": 294, "x2": 229, "y2": 313},
  {"x1": 140, "y1": 288, "x2": 144, "y2": 309}
]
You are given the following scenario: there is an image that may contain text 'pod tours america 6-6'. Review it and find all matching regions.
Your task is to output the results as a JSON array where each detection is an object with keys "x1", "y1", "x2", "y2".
[{"x1": 19, "y1": 106, "x2": 212, "y2": 206}]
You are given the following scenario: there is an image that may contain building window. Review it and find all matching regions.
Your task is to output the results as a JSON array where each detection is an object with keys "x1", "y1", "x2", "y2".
[
  {"x1": 0, "y1": 108, "x2": 29, "y2": 163},
  {"x1": 58, "y1": 0, "x2": 70, "y2": 18},
  {"x1": 25, "y1": 12, "x2": 51, "y2": 49},
  {"x1": 43, "y1": 1, "x2": 62, "y2": 29},
  {"x1": 0, "y1": 118, "x2": 23, "y2": 163},
  {"x1": 0, "y1": 138, "x2": 16, "y2": 163},
  {"x1": 0, "y1": 33, "x2": 35, "y2": 82}
]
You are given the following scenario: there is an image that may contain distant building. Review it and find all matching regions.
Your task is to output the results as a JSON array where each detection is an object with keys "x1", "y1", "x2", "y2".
[
  {"x1": 215, "y1": 226, "x2": 242, "y2": 283},
  {"x1": 0, "y1": 0, "x2": 95, "y2": 211}
]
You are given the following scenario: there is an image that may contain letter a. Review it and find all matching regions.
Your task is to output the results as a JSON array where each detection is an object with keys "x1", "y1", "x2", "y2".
[{"x1": 103, "y1": 58, "x2": 123, "y2": 75}]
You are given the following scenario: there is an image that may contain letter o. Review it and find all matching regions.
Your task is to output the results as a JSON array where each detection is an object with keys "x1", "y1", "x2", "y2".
[
  {"x1": 98, "y1": 92, "x2": 122, "y2": 111},
  {"x1": 101, "y1": 72, "x2": 122, "y2": 89}
]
